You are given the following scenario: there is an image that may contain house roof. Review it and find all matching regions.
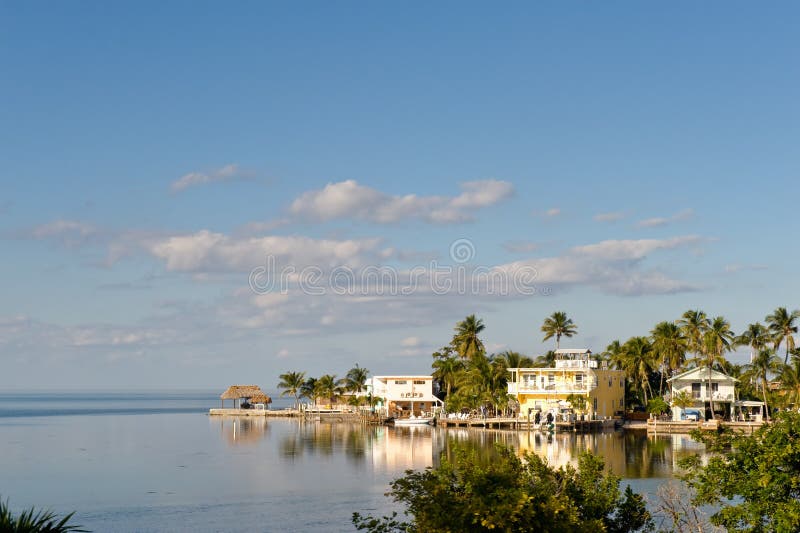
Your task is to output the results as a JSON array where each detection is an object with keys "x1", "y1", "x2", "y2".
[
  {"x1": 220, "y1": 385, "x2": 266, "y2": 400},
  {"x1": 667, "y1": 367, "x2": 738, "y2": 383},
  {"x1": 554, "y1": 349, "x2": 591, "y2": 355}
]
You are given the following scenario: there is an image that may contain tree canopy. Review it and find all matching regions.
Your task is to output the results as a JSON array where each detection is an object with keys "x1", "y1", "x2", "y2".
[{"x1": 353, "y1": 445, "x2": 653, "y2": 533}]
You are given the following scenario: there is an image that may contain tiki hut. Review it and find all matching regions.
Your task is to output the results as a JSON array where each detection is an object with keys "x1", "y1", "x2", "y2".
[
  {"x1": 220, "y1": 385, "x2": 267, "y2": 409},
  {"x1": 250, "y1": 393, "x2": 272, "y2": 407}
]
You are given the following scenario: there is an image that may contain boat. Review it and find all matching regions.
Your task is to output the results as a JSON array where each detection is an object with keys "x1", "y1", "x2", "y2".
[{"x1": 393, "y1": 415, "x2": 433, "y2": 426}]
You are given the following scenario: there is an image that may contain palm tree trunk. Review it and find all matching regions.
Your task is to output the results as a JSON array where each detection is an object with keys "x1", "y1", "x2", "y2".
[
  {"x1": 707, "y1": 364, "x2": 715, "y2": 419},
  {"x1": 761, "y1": 378, "x2": 770, "y2": 422}
]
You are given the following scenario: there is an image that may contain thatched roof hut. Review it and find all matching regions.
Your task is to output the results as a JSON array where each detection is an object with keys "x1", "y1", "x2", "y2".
[
  {"x1": 249, "y1": 393, "x2": 272, "y2": 405},
  {"x1": 219, "y1": 385, "x2": 268, "y2": 408}
]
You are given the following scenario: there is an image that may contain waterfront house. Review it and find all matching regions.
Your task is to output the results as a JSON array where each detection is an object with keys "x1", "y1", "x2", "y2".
[
  {"x1": 507, "y1": 349, "x2": 625, "y2": 419},
  {"x1": 364, "y1": 376, "x2": 443, "y2": 417},
  {"x1": 667, "y1": 367, "x2": 737, "y2": 421}
]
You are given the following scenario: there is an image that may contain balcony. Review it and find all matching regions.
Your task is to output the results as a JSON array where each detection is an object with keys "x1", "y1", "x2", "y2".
[
  {"x1": 554, "y1": 359, "x2": 598, "y2": 369},
  {"x1": 508, "y1": 382, "x2": 596, "y2": 394}
]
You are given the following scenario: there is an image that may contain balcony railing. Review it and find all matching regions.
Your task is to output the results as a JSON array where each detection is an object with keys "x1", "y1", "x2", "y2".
[{"x1": 508, "y1": 382, "x2": 596, "y2": 394}]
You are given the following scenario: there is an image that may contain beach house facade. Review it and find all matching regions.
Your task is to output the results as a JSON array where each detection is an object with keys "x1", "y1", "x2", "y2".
[
  {"x1": 507, "y1": 349, "x2": 625, "y2": 418},
  {"x1": 365, "y1": 375, "x2": 443, "y2": 417},
  {"x1": 667, "y1": 367, "x2": 742, "y2": 421}
]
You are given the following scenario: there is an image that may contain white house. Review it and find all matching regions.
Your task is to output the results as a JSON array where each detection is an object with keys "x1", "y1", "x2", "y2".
[
  {"x1": 364, "y1": 376, "x2": 443, "y2": 417},
  {"x1": 667, "y1": 367, "x2": 738, "y2": 421}
]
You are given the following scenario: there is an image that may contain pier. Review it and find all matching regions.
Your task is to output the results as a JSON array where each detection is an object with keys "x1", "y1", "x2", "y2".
[
  {"x1": 436, "y1": 416, "x2": 617, "y2": 431},
  {"x1": 645, "y1": 418, "x2": 763, "y2": 435}
]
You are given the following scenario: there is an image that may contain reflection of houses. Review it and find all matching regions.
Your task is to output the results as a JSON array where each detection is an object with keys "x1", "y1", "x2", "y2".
[
  {"x1": 507, "y1": 349, "x2": 625, "y2": 418},
  {"x1": 371, "y1": 426, "x2": 435, "y2": 471},
  {"x1": 668, "y1": 367, "x2": 737, "y2": 420},
  {"x1": 365, "y1": 376, "x2": 443, "y2": 417}
]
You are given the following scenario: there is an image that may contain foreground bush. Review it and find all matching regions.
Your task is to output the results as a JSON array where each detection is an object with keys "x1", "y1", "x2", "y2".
[
  {"x1": 682, "y1": 411, "x2": 800, "y2": 532},
  {"x1": 0, "y1": 498, "x2": 86, "y2": 533},
  {"x1": 353, "y1": 444, "x2": 653, "y2": 533}
]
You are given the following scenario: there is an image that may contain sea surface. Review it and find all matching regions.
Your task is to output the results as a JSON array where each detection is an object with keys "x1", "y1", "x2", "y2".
[{"x1": 0, "y1": 392, "x2": 704, "y2": 532}]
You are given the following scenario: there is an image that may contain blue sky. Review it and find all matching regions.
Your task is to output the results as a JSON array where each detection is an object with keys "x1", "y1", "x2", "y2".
[{"x1": 1, "y1": 2, "x2": 798, "y2": 389}]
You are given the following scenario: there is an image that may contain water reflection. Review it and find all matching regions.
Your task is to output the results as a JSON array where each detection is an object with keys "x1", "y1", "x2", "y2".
[
  {"x1": 215, "y1": 416, "x2": 270, "y2": 445},
  {"x1": 215, "y1": 419, "x2": 707, "y2": 480}
]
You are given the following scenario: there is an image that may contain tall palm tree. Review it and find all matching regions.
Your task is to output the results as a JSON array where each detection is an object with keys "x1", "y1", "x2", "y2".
[
  {"x1": 622, "y1": 336, "x2": 656, "y2": 405},
  {"x1": 301, "y1": 377, "x2": 319, "y2": 406},
  {"x1": 277, "y1": 371, "x2": 307, "y2": 409},
  {"x1": 452, "y1": 314, "x2": 486, "y2": 360},
  {"x1": 541, "y1": 311, "x2": 577, "y2": 349},
  {"x1": 735, "y1": 322, "x2": 771, "y2": 363},
  {"x1": 702, "y1": 316, "x2": 735, "y2": 417},
  {"x1": 651, "y1": 321, "x2": 687, "y2": 395},
  {"x1": 677, "y1": 309, "x2": 710, "y2": 361},
  {"x1": 345, "y1": 364, "x2": 370, "y2": 394},
  {"x1": 766, "y1": 307, "x2": 800, "y2": 364},
  {"x1": 432, "y1": 355, "x2": 464, "y2": 401},
  {"x1": 744, "y1": 348, "x2": 782, "y2": 422}
]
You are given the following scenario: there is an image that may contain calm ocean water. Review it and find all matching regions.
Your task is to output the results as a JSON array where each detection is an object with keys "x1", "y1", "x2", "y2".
[{"x1": 0, "y1": 392, "x2": 700, "y2": 532}]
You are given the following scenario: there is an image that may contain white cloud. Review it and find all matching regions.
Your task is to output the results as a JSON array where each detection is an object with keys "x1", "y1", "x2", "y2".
[
  {"x1": 636, "y1": 208, "x2": 694, "y2": 228},
  {"x1": 494, "y1": 236, "x2": 705, "y2": 296},
  {"x1": 147, "y1": 230, "x2": 381, "y2": 272},
  {"x1": 544, "y1": 208, "x2": 561, "y2": 217},
  {"x1": 29, "y1": 219, "x2": 98, "y2": 247},
  {"x1": 171, "y1": 163, "x2": 250, "y2": 192},
  {"x1": 288, "y1": 179, "x2": 513, "y2": 224},
  {"x1": 724, "y1": 263, "x2": 768, "y2": 274},
  {"x1": 401, "y1": 336, "x2": 421, "y2": 347},
  {"x1": 594, "y1": 211, "x2": 625, "y2": 223}
]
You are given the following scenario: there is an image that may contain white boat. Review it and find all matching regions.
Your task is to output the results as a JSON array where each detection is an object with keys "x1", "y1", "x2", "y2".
[{"x1": 393, "y1": 415, "x2": 433, "y2": 426}]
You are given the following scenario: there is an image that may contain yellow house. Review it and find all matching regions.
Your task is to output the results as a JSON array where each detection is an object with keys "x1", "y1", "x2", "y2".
[{"x1": 507, "y1": 349, "x2": 625, "y2": 419}]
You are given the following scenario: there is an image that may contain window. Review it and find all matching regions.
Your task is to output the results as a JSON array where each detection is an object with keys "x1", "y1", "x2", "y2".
[
  {"x1": 691, "y1": 382, "x2": 701, "y2": 399},
  {"x1": 593, "y1": 398, "x2": 598, "y2": 410},
  {"x1": 413, "y1": 380, "x2": 426, "y2": 385},
  {"x1": 712, "y1": 383, "x2": 719, "y2": 392},
  {"x1": 609, "y1": 378, "x2": 612, "y2": 387},
  {"x1": 394, "y1": 380, "x2": 407, "y2": 385}
]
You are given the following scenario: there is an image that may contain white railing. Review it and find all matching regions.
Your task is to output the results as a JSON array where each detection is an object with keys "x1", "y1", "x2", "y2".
[
  {"x1": 508, "y1": 383, "x2": 596, "y2": 394},
  {"x1": 555, "y1": 359, "x2": 598, "y2": 369}
]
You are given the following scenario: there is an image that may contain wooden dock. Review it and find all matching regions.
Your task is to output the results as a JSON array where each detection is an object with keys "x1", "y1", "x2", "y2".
[
  {"x1": 646, "y1": 418, "x2": 763, "y2": 435},
  {"x1": 208, "y1": 408, "x2": 299, "y2": 417},
  {"x1": 436, "y1": 417, "x2": 617, "y2": 432}
]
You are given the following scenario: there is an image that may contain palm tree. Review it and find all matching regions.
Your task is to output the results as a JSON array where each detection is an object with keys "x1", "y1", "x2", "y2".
[
  {"x1": 496, "y1": 350, "x2": 534, "y2": 369},
  {"x1": 345, "y1": 364, "x2": 370, "y2": 394},
  {"x1": 766, "y1": 307, "x2": 800, "y2": 364},
  {"x1": 315, "y1": 374, "x2": 343, "y2": 406},
  {"x1": 452, "y1": 314, "x2": 486, "y2": 360},
  {"x1": 622, "y1": 337, "x2": 656, "y2": 405},
  {"x1": 532, "y1": 350, "x2": 557, "y2": 368},
  {"x1": 541, "y1": 311, "x2": 577, "y2": 349},
  {"x1": 604, "y1": 340, "x2": 625, "y2": 371},
  {"x1": 743, "y1": 348, "x2": 782, "y2": 421},
  {"x1": 301, "y1": 377, "x2": 319, "y2": 406},
  {"x1": 735, "y1": 322, "x2": 771, "y2": 363},
  {"x1": 677, "y1": 309, "x2": 710, "y2": 361},
  {"x1": 779, "y1": 350, "x2": 800, "y2": 409},
  {"x1": 432, "y1": 355, "x2": 464, "y2": 401},
  {"x1": 702, "y1": 316, "x2": 735, "y2": 417},
  {"x1": 277, "y1": 371, "x2": 306, "y2": 409},
  {"x1": 651, "y1": 321, "x2": 687, "y2": 395},
  {"x1": 0, "y1": 498, "x2": 85, "y2": 532}
]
